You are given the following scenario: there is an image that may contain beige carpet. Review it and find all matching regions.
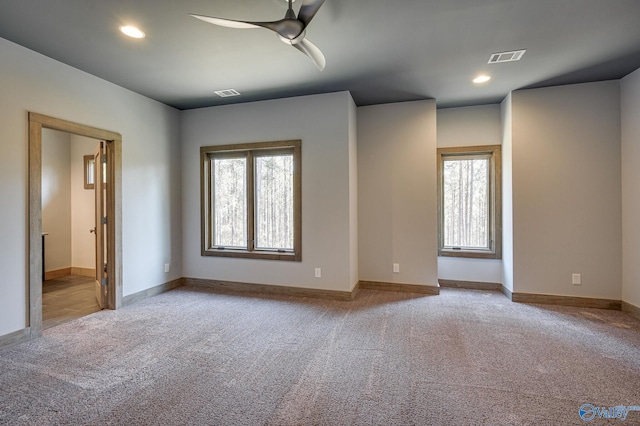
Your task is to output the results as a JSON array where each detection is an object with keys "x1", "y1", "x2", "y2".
[{"x1": 1, "y1": 286, "x2": 639, "y2": 425}]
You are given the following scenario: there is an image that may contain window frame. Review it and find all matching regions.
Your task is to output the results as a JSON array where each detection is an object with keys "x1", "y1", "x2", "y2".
[
  {"x1": 437, "y1": 145, "x2": 501, "y2": 259},
  {"x1": 84, "y1": 155, "x2": 95, "y2": 189},
  {"x1": 200, "y1": 140, "x2": 302, "y2": 261}
]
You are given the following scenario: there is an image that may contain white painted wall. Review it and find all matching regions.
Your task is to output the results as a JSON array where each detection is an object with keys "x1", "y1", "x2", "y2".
[
  {"x1": 357, "y1": 100, "x2": 438, "y2": 288},
  {"x1": 0, "y1": 37, "x2": 182, "y2": 337},
  {"x1": 70, "y1": 135, "x2": 98, "y2": 270},
  {"x1": 501, "y1": 94, "x2": 514, "y2": 293},
  {"x1": 621, "y1": 67, "x2": 640, "y2": 309},
  {"x1": 42, "y1": 129, "x2": 72, "y2": 272},
  {"x1": 511, "y1": 81, "x2": 622, "y2": 299},
  {"x1": 181, "y1": 92, "x2": 357, "y2": 292},
  {"x1": 436, "y1": 104, "x2": 503, "y2": 284}
]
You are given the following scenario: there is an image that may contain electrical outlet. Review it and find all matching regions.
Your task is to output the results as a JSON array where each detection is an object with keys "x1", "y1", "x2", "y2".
[
  {"x1": 164, "y1": 263, "x2": 170, "y2": 273},
  {"x1": 315, "y1": 268, "x2": 321, "y2": 278},
  {"x1": 393, "y1": 263, "x2": 400, "y2": 273},
  {"x1": 572, "y1": 273, "x2": 581, "y2": 285}
]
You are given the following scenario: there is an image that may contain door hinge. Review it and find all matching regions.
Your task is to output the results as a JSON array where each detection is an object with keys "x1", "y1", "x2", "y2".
[
  {"x1": 102, "y1": 155, "x2": 107, "y2": 165},
  {"x1": 101, "y1": 216, "x2": 107, "y2": 225},
  {"x1": 101, "y1": 277, "x2": 108, "y2": 286}
]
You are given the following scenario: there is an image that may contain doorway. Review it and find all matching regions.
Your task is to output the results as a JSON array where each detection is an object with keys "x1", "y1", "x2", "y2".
[
  {"x1": 41, "y1": 130, "x2": 99, "y2": 328},
  {"x1": 28, "y1": 112, "x2": 122, "y2": 337}
]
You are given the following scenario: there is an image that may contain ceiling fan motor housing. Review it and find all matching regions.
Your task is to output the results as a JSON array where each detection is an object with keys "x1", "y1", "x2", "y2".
[{"x1": 276, "y1": 19, "x2": 305, "y2": 42}]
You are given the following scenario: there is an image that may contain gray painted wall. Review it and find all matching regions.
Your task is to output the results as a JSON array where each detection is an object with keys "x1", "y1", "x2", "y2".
[
  {"x1": 348, "y1": 97, "x2": 359, "y2": 290},
  {"x1": 511, "y1": 81, "x2": 622, "y2": 299},
  {"x1": 501, "y1": 94, "x2": 514, "y2": 293},
  {"x1": 436, "y1": 104, "x2": 503, "y2": 284},
  {"x1": 621, "y1": 68, "x2": 640, "y2": 309},
  {"x1": 180, "y1": 92, "x2": 358, "y2": 292},
  {"x1": 0, "y1": 37, "x2": 182, "y2": 336},
  {"x1": 357, "y1": 100, "x2": 438, "y2": 288}
]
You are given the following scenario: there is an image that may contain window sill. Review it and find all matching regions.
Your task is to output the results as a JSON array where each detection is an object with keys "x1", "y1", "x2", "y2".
[
  {"x1": 202, "y1": 248, "x2": 301, "y2": 262},
  {"x1": 438, "y1": 249, "x2": 501, "y2": 260}
]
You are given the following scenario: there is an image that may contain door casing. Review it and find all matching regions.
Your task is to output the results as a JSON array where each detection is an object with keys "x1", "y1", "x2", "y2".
[
  {"x1": 94, "y1": 141, "x2": 108, "y2": 309},
  {"x1": 28, "y1": 112, "x2": 122, "y2": 337}
]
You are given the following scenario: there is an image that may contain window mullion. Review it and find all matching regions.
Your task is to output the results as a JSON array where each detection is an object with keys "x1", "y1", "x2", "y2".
[{"x1": 246, "y1": 151, "x2": 255, "y2": 252}]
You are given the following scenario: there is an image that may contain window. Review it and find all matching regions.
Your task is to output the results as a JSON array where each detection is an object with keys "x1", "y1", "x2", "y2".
[
  {"x1": 437, "y1": 145, "x2": 501, "y2": 259},
  {"x1": 201, "y1": 140, "x2": 301, "y2": 261},
  {"x1": 84, "y1": 155, "x2": 95, "y2": 189},
  {"x1": 83, "y1": 153, "x2": 107, "y2": 190}
]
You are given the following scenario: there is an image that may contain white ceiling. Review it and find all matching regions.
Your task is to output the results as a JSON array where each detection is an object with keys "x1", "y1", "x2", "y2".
[{"x1": 1, "y1": 0, "x2": 639, "y2": 110}]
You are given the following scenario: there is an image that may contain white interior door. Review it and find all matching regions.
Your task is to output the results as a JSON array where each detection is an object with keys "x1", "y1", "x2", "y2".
[{"x1": 94, "y1": 142, "x2": 107, "y2": 309}]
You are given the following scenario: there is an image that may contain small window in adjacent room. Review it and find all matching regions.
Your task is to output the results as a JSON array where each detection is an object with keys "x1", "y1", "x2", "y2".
[
  {"x1": 84, "y1": 155, "x2": 95, "y2": 189},
  {"x1": 437, "y1": 145, "x2": 501, "y2": 259},
  {"x1": 200, "y1": 140, "x2": 301, "y2": 261}
]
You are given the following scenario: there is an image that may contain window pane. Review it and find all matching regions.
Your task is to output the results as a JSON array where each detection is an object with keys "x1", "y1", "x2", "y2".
[
  {"x1": 443, "y1": 157, "x2": 489, "y2": 249},
  {"x1": 213, "y1": 157, "x2": 246, "y2": 248},
  {"x1": 86, "y1": 159, "x2": 95, "y2": 185},
  {"x1": 255, "y1": 154, "x2": 294, "y2": 250}
]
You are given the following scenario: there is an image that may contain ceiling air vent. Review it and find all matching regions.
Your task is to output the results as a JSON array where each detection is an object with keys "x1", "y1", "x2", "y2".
[
  {"x1": 214, "y1": 89, "x2": 241, "y2": 97},
  {"x1": 488, "y1": 50, "x2": 526, "y2": 64}
]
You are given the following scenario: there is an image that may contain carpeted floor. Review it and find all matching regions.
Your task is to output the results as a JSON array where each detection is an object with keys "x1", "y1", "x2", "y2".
[{"x1": 1, "y1": 286, "x2": 639, "y2": 425}]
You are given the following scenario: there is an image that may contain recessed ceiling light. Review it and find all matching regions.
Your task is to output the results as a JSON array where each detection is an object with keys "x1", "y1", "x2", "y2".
[
  {"x1": 119, "y1": 25, "x2": 145, "y2": 39},
  {"x1": 473, "y1": 75, "x2": 491, "y2": 84}
]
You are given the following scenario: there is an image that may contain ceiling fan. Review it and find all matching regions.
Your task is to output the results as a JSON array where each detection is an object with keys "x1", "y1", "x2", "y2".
[{"x1": 190, "y1": 0, "x2": 327, "y2": 70}]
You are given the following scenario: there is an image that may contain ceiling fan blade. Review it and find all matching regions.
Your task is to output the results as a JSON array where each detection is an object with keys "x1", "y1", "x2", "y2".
[
  {"x1": 297, "y1": 0, "x2": 326, "y2": 26},
  {"x1": 190, "y1": 13, "x2": 289, "y2": 35},
  {"x1": 190, "y1": 14, "x2": 261, "y2": 29},
  {"x1": 292, "y1": 38, "x2": 326, "y2": 70}
]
